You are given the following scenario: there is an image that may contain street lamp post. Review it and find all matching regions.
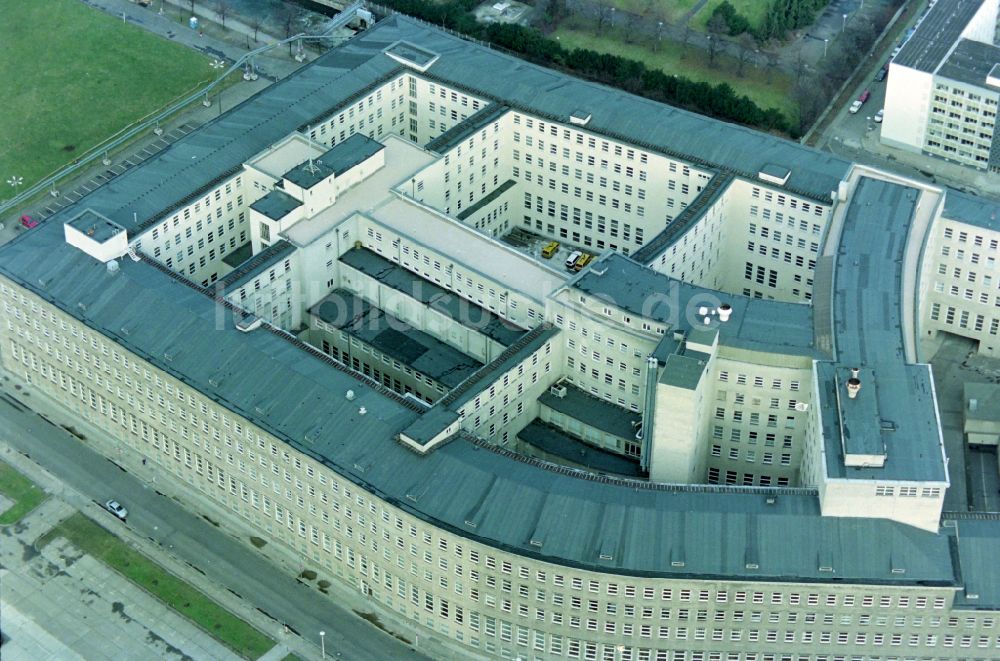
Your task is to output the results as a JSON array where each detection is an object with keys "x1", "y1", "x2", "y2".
[
  {"x1": 7, "y1": 175, "x2": 23, "y2": 200},
  {"x1": 319, "y1": 630, "x2": 326, "y2": 659},
  {"x1": 610, "y1": 7, "x2": 615, "y2": 27},
  {"x1": 842, "y1": 13, "x2": 847, "y2": 32},
  {"x1": 823, "y1": 38, "x2": 829, "y2": 58},
  {"x1": 657, "y1": 20, "x2": 663, "y2": 44}
]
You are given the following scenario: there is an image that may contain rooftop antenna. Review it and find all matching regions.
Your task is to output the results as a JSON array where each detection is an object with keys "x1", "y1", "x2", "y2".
[{"x1": 304, "y1": 126, "x2": 320, "y2": 175}]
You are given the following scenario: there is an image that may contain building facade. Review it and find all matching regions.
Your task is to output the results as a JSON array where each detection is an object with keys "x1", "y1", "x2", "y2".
[{"x1": 3, "y1": 15, "x2": 1000, "y2": 660}]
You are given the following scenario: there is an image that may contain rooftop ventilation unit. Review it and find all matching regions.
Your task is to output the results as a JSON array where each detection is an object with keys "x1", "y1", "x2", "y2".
[
  {"x1": 549, "y1": 384, "x2": 567, "y2": 398},
  {"x1": 359, "y1": 406, "x2": 367, "y2": 416},
  {"x1": 107, "y1": 260, "x2": 119, "y2": 274},
  {"x1": 236, "y1": 315, "x2": 262, "y2": 332},
  {"x1": 717, "y1": 303, "x2": 732, "y2": 322},
  {"x1": 346, "y1": 389, "x2": 356, "y2": 401}
]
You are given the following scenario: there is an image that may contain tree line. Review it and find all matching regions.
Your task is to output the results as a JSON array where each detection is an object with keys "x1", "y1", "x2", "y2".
[{"x1": 375, "y1": 0, "x2": 793, "y2": 135}]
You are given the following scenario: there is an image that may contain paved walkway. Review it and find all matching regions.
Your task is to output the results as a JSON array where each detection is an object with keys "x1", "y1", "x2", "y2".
[
  {"x1": 0, "y1": 368, "x2": 438, "y2": 660},
  {"x1": 1, "y1": 497, "x2": 243, "y2": 660},
  {"x1": 2, "y1": 0, "x2": 313, "y2": 237}
]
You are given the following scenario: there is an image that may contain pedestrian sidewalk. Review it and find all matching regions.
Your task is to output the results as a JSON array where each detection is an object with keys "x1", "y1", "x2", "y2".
[
  {"x1": 0, "y1": 440, "x2": 321, "y2": 661},
  {"x1": 86, "y1": 0, "x2": 308, "y2": 79}
]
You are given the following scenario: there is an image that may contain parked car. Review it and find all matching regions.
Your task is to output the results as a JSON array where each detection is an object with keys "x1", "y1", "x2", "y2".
[
  {"x1": 563, "y1": 250, "x2": 582, "y2": 271},
  {"x1": 20, "y1": 215, "x2": 37, "y2": 229},
  {"x1": 541, "y1": 241, "x2": 559, "y2": 259},
  {"x1": 874, "y1": 68, "x2": 887, "y2": 82},
  {"x1": 849, "y1": 90, "x2": 870, "y2": 114},
  {"x1": 573, "y1": 253, "x2": 593, "y2": 272},
  {"x1": 105, "y1": 499, "x2": 128, "y2": 521},
  {"x1": 874, "y1": 108, "x2": 885, "y2": 123}
]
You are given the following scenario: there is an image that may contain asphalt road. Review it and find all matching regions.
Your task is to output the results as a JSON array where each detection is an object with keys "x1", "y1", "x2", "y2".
[{"x1": 0, "y1": 391, "x2": 427, "y2": 661}]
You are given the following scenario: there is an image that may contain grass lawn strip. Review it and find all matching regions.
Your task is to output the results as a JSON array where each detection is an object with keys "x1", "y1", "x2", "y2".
[
  {"x1": 0, "y1": 460, "x2": 47, "y2": 525},
  {"x1": 37, "y1": 512, "x2": 274, "y2": 660},
  {"x1": 606, "y1": 0, "x2": 701, "y2": 24},
  {"x1": 0, "y1": 0, "x2": 218, "y2": 192},
  {"x1": 553, "y1": 27, "x2": 798, "y2": 126}
]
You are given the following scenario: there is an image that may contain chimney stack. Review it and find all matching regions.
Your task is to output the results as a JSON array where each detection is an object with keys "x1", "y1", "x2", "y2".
[
  {"x1": 851, "y1": 367, "x2": 860, "y2": 379},
  {"x1": 718, "y1": 303, "x2": 732, "y2": 322},
  {"x1": 846, "y1": 377, "x2": 861, "y2": 399}
]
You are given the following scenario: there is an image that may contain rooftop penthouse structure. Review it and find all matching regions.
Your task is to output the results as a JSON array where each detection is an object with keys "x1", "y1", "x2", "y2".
[{"x1": 3, "y1": 14, "x2": 1000, "y2": 660}]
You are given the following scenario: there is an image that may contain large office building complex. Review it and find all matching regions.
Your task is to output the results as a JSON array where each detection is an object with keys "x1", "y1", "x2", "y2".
[
  {"x1": 882, "y1": 0, "x2": 1000, "y2": 170},
  {"x1": 4, "y1": 15, "x2": 1000, "y2": 660}
]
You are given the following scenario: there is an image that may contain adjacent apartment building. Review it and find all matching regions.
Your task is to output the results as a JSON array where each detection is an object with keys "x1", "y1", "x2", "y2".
[
  {"x1": 4, "y1": 15, "x2": 1000, "y2": 660},
  {"x1": 881, "y1": 0, "x2": 1000, "y2": 170}
]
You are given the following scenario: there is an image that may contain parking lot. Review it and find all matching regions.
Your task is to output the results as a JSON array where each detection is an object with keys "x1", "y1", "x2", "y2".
[
  {"x1": 36, "y1": 124, "x2": 196, "y2": 220},
  {"x1": 502, "y1": 227, "x2": 596, "y2": 274}
]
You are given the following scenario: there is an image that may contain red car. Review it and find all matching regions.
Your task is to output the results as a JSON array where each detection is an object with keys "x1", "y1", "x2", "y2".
[{"x1": 20, "y1": 215, "x2": 37, "y2": 229}]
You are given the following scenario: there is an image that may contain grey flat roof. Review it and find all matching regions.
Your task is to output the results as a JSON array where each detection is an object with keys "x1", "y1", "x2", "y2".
[
  {"x1": 310, "y1": 289, "x2": 482, "y2": 388},
  {"x1": 250, "y1": 188, "x2": 302, "y2": 220},
  {"x1": 323, "y1": 133, "x2": 384, "y2": 176},
  {"x1": 379, "y1": 18, "x2": 850, "y2": 201},
  {"x1": 894, "y1": 0, "x2": 987, "y2": 73},
  {"x1": 942, "y1": 187, "x2": 1000, "y2": 231},
  {"x1": 55, "y1": 36, "x2": 404, "y2": 236},
  {"x1": 456, "y1": 179, "x2": 516, "y2": 221},
  {"x1": 965, "y1": 382, "x2": 1000, "y2": 422},
  {"x1": 0, "y1": 16, "x2": 983, "y2": 583},
  {"x1": 938, "y1": 39, "x2": 1000, "y2": 87},
  {"x1": 951, "y1": 518, "x2": 1000, "y2": 608},
  {"x1": 67, "y1": 209, "x2": 124, "y2": 243},
  {"x1": 573, "y1": 253, "x2": 819, "y2": 357},
  {"x1": 538, "y1": 382, "x2": 640, "y2": 440},
  {"x1": 659, "y1": 351, "x2": 710, "y2": 390},
  {"x1": 518, "y1": 420, "x2": 642, "y2": 477},
  {"x1": 833, "y1": 366, "x2": 884, "y2": 458},
  {"x1": 822, "y1": 176, "x2": 946, "y2": 482},
  {"x1": 219, "y1": 240, "x2": 296, "y2": 293},
  {"x1": 339, "y1": 247, "x2": 528, "y2": 346},
  {"x1": 425, "y1": 103, "x2": 508, "y2": 154}
]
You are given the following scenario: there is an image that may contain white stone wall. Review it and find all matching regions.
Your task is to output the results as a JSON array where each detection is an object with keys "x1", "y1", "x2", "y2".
[
  {"x1": 5, "y1": 274, "x2": 996, "y2": 661},
  {"x1": 919, "y1": 216, "x2": 1000, "y2": 357}
]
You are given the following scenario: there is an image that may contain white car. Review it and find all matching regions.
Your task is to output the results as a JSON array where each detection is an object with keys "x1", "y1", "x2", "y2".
[
  {"x1": 849, "y1": 100, "x2": 863, "y2": 114},
  {"x1": 105, "y1": 500, "x2": 128, "y2": 521},
  {"x1": 874, "y1": 108, "x2": 885, "y2": 123}
]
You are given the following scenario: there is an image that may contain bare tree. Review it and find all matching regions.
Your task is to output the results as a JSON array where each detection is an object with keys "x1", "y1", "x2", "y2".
[
  {"x1": 707, "y1": 14, "x2": 727, "y2": 67},
  {"x1": 763, "y1": 51, "x2": 778, "y2": 84},
  {"x1": 736, "y1": 33, "x2": 757, "y2": 77},
  {"x1": 249, "y1": 15, "x2": 264, "y2": 43},
  {"x1": 792, "y1": 48, "x2": 807, "y2": 84},
  {"x1": 594, "y1": 3, "x2": 612, "y2": 35},
  {"x1": 275, "y1": 4, "x2": 301, "y2": 54},
  {"x1": 214, "y1": 1, "x2": 229, "y2": 29},
  {"x1": 623, "y1": 13, "x2": 641, "y2": 44},
  {"x1": 681, "y1": 24, "x2": 693, "y2": 55},
  {"x1": 276, "y1": 4, "x2": 299, "y2": 39}
]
